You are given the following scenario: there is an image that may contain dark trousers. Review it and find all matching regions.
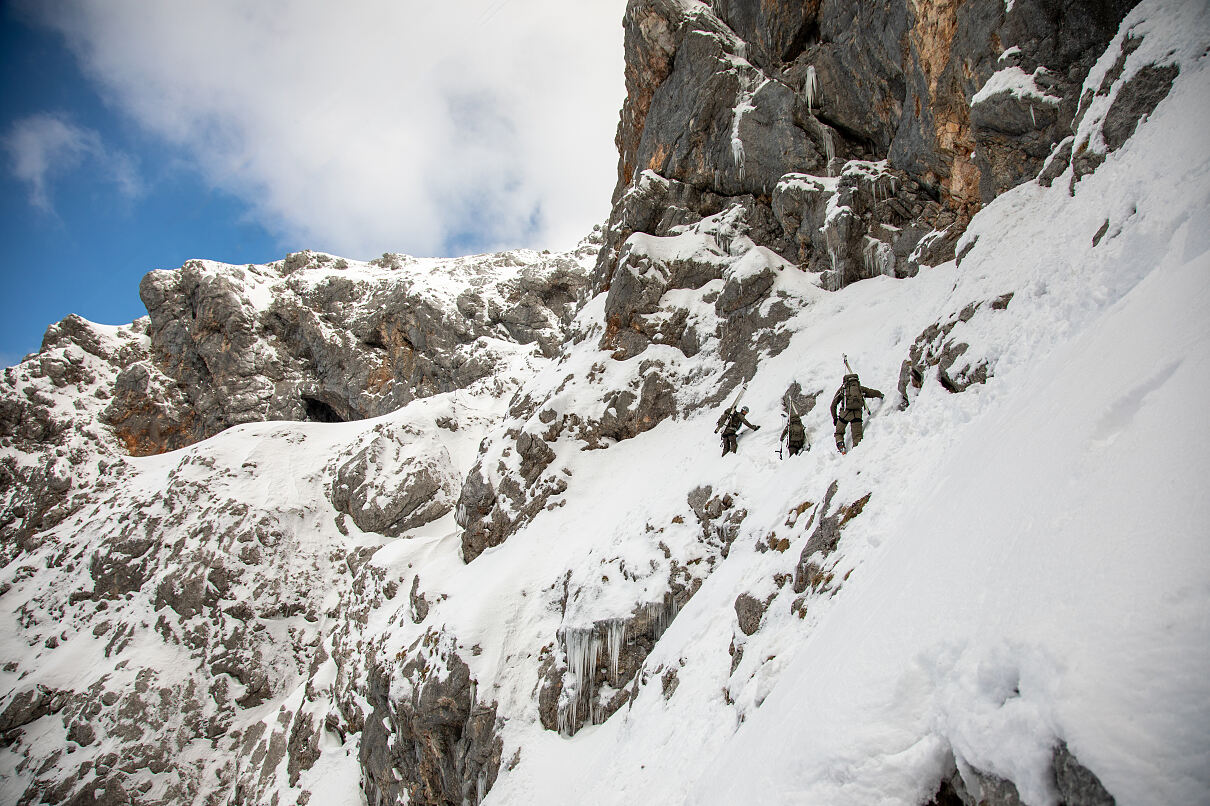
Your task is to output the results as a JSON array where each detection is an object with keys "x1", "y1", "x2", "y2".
[
  {"x1": 722, "y1": 431, "x2": 738, "y2": 455},
  {"x1": 835, "y1": 416, "x2": 863, "y2": 451}
]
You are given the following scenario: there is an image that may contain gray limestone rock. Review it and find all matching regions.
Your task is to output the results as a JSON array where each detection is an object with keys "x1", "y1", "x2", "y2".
[
  {"x1": 455, "y1": 465, "x2": 515, "y2": 564},
  {"x1": 601, "y1": 0, "x2": 1139, "y2": 296},
  {"x1": 925, "y1": 742, "x2": 1117, "y2": 806},
  {"x1": 102, "y1": 361, "x2": 198, "y2": 455},
  {"x1": 709, "y1": 0, "x2": 820, "y2": 72},
  {"x1": 98, "y1": 246, "x2": 591, "y2": 457},
  {"x1": 1053, "y1": 741, "x2": 1117, "y2": 806},
  {"x1": 898, "y1": 298, "x2": 1009, "y2": 407},
  {"x1": 734, "y1": 593, "x2": 766, "y2": 636},
  {"x1": 0, "y1": 685, "x2": 63, "y2": 738},
  {"x1": 793, "y1": 483, "x2": 871, "y2": 593},
  {"x1": 1101, "y1": 63, "x2": 1179, "y2": 152},
  {"x1": 361, "y1": 632, "x2": 502, "y2": 806},
  {"x1": 592, "y1": 366, "x2": 678, "y2": 446},
  {"x1": 1037, "y1": 136, "x2": 1076, "y2": 187},
  {"x1": 330, "y1": 429, "x2": 459, "y2": 537},
  {"x1": 409, "y1": 576, "x2": 430, "y2": 624}
]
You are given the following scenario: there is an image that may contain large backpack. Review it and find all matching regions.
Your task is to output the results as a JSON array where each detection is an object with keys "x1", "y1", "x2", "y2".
[
  {"x1": 716, "y1": 407, "x2": 734, "y2": 432},
  {"x1": 844, "y1": 375, "x2": 864, "y2": 413},
  {"x1": 787, "y1": 415, "x2": 805, "y2": 449}
]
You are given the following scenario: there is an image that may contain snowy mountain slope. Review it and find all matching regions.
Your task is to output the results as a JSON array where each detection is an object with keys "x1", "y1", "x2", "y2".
[
  {"x1": 0, "y1": 352, "x2": 549, "y2": 805},
  {"x1": 2, "y1": 1, "x2": 1208, "y2": 805},
  {"x1": 0, "y1": 245, "x2": 595, "y2": 804},
  {"x1": 0, "y1": 240, "x2": 595, "y2": 559},
  {"x1": 417, "y1": 3, "x2": 1210, "y2": 803}
]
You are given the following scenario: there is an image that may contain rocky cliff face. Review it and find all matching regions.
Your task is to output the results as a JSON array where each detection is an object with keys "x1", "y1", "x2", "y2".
[
  {"x1": 601, "y1": 0, "x2": 1135, "y2": 298},
  {"x1": 2, "y1": 1, "x2": 1202, "y2": 805},
  {"x1": 0, "y1": 242, "x2": 597, "y2": 805},
  {"x1": 114, "y1": 245, "x2": 592, "y2": 456}
]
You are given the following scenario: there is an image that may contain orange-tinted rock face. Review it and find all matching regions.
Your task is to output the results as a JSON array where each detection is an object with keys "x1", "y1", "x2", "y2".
[
  {"x1": 616, "y1": 1, "x2": 679, "y2": 197},
  {"x1": 596, "y1": 0, "x2": 1137, "y2": 296},
  {"x1": 909, "y1": 0, "x2": 982, "y2": 216}
]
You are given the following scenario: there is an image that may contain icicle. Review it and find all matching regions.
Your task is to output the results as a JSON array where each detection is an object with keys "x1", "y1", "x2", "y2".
[
  {"x1": 644, "y1": 593, "x2": 680, "y2": 642},
  {"x1": 731, "y1": 94, "x2": 754, "y2": 178},
  {"x1": 556, "y1": 694, "x2": 572, "y2": 736},
  {"x1": 604, "y1": 619, "x2": 625, "y2": 684},
  {"x1": 1030, "y1": 105, "x2": 1037, "y2": 128},
  {"x1": 862, "y1": 237, "x2": 895, "y2": 278},
  {"x1": 660, "y1": 593, "x2": 680, "y2": 639},
  {"x1": 805, "y1": 65, "x2": 819, "y2": 114},
  {"x1": 476, "y1": 769, "x2": 487, "y2": 804},
  {"x1": 862, "y1": 237, "x2": 877, "y2": 277},
  {"x1": 558, "y1": 626, "x2": 600, "y2": 736},
  {"x1": 815, "y1": 118, "x2": 835, "y2": 177}
]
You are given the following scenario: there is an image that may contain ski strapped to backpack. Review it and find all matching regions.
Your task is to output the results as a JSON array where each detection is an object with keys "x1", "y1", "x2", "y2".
[
  {"x1": 779, "y1": 392, "x2": 809, "y2": 457},
  {"x1": 842, "y1": 353, "x2": 872, "y2": 416},
  {"x1": 714, "y1": 382, "x2": 748, "y2": 433}
]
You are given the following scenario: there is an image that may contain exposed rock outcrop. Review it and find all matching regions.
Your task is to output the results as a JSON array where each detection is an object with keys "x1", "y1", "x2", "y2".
[
  {"x1": 897, "y1": 294, "x2": 1013, "y2": 406},
  {"x1": 792, "y1": 482, "x2": 870, "y2": 595},
  {"x1": 331, "y1": 425, "x2": 460, "y2": 537},
  {"x1": 538, "y1": 599, "x2": 681, "y2": 737},
  {"x1": 361, "y1": 631, "x2": 502, "y2": 806},
  {"x1": 96, "y1": 242, "x2": 594, "y2": 456},
  {"x1": 600, "y1": 0, "x2": 1139, "y2": 295},
  {"x1": 926, "y1": 742, "x2": 1117, "y2": 806}
]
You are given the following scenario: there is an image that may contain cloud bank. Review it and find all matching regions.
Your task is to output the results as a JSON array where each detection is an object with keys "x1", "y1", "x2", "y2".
[
  {"x1": 4, "y1": 112, "x2": 141, "y2": 214},
  {"x1": 27, "y1": 0, "x2": 627, "y2": 258}
]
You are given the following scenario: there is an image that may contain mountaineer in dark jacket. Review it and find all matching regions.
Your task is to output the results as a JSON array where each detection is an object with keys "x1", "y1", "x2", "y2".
[
  {"x1": 719, "y1": 406, "x2": 760, "y2": 456},
  {"x1": 830, "y1": 373, "x2": 882, "y2": 453},
  {"x1": 780, "y1": 412, "x2": 807, "y2": 456}
]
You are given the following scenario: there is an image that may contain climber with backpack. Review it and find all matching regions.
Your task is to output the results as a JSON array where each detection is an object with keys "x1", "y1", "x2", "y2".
[
  {"x1": 717, "y1": 405, "x2": 760, "y2": 456},
  {"x1": 830, "y1": 367, "x2": 883, "y2": 453},
  {"x1": 780, "y1": 404, "x2": 808, "y2": 457}
]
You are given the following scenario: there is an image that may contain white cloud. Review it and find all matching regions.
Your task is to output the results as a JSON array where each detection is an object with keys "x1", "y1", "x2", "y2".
[
  {"x1": 27, "y1": 0, "x2": 628, "y2": 258},
  {"x1": 3, "y1": 112, "x2": 142, "y2": 214}
]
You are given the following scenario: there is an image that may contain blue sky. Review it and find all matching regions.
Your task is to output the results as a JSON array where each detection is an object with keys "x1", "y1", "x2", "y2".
[
  {"x1": 0, "y1": 0, "x2": 626, "y2": 366},
  {"x1": 0, "y1": 7, "x2": 283, "y2": 364}
]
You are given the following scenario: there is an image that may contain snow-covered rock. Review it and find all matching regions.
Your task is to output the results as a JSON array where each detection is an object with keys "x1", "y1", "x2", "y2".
[{"x1": 107, "y1": 240, "x2": 595, "y2": 455}]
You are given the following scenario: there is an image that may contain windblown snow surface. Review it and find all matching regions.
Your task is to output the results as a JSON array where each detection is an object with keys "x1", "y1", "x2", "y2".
[
  {"x1": 2, "y1": 1, "x2": 1209, "y2": 804},
  {"x1": 493, "y1": 5, "x2": 1210, "y2": 802}
]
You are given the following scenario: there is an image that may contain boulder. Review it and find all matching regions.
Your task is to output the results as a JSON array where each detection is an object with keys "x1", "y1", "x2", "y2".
[
  {"x1": 330, "y1": 429, "x2": 458, "y2": 537},
  {"x1": 361, "y1": 632, "x2": 502, "y2": 806}
]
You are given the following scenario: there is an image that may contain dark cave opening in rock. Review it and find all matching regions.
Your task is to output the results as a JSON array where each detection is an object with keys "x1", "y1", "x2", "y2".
[
  {"x1": 301, "y1": 396, "x2": 346, "y2": 423},
  {"x1": 924, "y1": 779, "x2": 966, "y2": 806},
  {"x1": 783, "y1": 18, "x2": 820, "y2": 62}
]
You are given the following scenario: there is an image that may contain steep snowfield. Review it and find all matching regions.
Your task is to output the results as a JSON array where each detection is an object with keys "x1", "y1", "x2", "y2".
[
  {"x1": 481, "y1": 3, "x2": 1210, "y2": 803},
  {"x1": 2, "y1": 2, "x2": 1208, "y2": 805}
]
